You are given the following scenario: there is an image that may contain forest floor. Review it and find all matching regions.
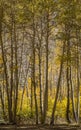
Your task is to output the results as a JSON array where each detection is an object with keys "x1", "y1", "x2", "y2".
[{"x1": 0, "y1": 124, "x2": 81, "y2": 130}]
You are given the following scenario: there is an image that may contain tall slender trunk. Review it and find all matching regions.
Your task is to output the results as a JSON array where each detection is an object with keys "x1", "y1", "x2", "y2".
[
  {"x1": 42, "y1": 11, "x2": 49, "y2": 124},
  {"x1": 10, "y1": 17, "x2": 14, "y2": 122},
  {"x1": 50, "y1": 42, "x2": 65, "y2": 125},
  {"x1": 65, "y1": 23, "x2": 71, "y2": 123},
  {"x1": 70, "y1": 66, "x2": 77, "y2": 122},
  {"x1": 76, "y1": 29, "x2": 80, "y2": 122},
  {"x1": 32, "y1": 8, "x2": 38, "y2": 124},
  {"x1": 31, "y1": 76, "x2": 33, "y2": 116},
  {"x1": 38, "y1": 21, "x2": 43, "y2": 121},
  {"x1": 32, "y1": 38, "x2": 38, "y2": 124},
  {"x1": 39, "y1": 47, "x2": 43, "y2": 121},
  {"x1": 66, "y1": 63, "x2": 71, "y2": 123},
  {"x1": 13, "y1": 18, "x2": 18, "y2": 123}
]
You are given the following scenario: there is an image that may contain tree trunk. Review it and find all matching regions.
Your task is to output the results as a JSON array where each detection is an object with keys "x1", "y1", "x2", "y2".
[
  {"x1": 0, "y1": 86, "x2": 6, "y2": 119},
  {"x1": 42, "y1": 11, "x2": 49, "y2": 124},
  {"x1": 66, "y1": 64, "x2": 71, "y2": 123},
  {"x1": 13, "y1": 17, "x2": 18, "y2": 124},
  {"x1": 76, "y1": 29, "x2": 80, "y2": 123},
  {"x1": 70, "y1": 66, "x2": 77, "y2": 122},
  {"x1": 50, "y1": 42, "x2": 65, "y2": 125},
  {"x1": 32, "y1": 8, "x2": 38, "y2": 124}
]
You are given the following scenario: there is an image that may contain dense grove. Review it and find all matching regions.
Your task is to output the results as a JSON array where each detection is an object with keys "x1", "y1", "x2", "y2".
[{"x1": 0, "y1": 0, "x2": 81, "y2": 125}]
